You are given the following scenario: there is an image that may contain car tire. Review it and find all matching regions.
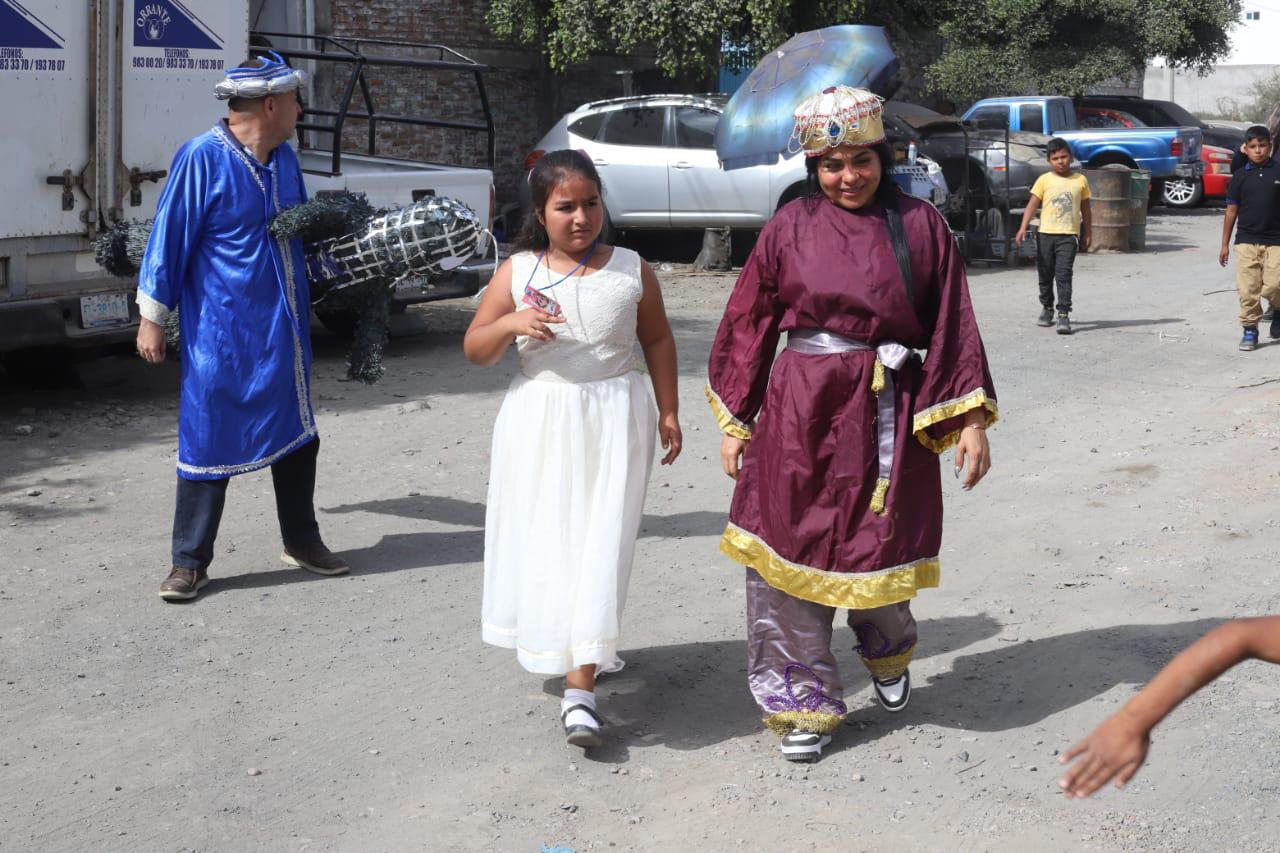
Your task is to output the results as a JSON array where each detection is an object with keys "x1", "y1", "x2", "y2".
[{"x1": 1161, "y1": 177, "x2": 1203, "y2": 208}]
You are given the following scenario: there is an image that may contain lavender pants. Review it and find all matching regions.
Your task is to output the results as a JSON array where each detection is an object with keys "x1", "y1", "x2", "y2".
[{"x1": 746, "y1": 568, "x2": 916, "y2": 733}]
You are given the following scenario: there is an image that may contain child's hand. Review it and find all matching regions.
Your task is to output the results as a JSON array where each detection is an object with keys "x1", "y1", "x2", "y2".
[
  {"x1": 658, "y1": 412, "x2": 682, "y2": 465},
  {"x1": 1058, "y1": 711, "x2": 1151, "y2": 798},
  {"x1": 1080, "y1": 230, "x2": 1091, "y2": 252},
  {"x1": 1014, "y1": 228, "x2": 1026, "y2": 246},
  {"x1": 1219, "y1": 245, "x2": 1230, "y2": 267},
  {"x1": 505, "y1": 307, "x2": 565, "y2": 341}
]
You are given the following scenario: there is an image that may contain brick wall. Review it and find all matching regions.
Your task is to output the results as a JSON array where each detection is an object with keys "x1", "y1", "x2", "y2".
[{"x1": 318, "y1": 0, "x2": 656, "y2": 213}]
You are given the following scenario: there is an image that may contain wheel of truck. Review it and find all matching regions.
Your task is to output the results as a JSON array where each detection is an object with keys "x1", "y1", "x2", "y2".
[
  {"x1": 315, "y1": 307, "x2": 360, "y2": 339},
  {"x1": 1161, "y1": 177, "x2": 1203, "y2": 208},
  {"x1": 775, "y1": 182, "x2": 809, "y2": 214}
]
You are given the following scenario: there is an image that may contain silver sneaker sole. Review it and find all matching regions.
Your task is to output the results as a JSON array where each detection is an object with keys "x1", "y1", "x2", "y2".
[{"x1": 780, "y1": 734, "x2": 831, "y2": 761}]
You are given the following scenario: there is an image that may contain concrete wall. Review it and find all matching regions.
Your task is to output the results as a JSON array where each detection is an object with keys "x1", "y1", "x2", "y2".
[{"x1": 1143, "y1": 64, "x2": 1280, "y2": 120}]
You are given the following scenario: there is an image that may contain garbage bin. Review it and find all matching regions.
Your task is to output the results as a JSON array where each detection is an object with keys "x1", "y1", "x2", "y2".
[
  {"x1": 1084, "y1": 166, "x2": 1132, "y2": 251},
  {"x1": 1129, "y1": 169, "x2": 1151, "y2": 251}
]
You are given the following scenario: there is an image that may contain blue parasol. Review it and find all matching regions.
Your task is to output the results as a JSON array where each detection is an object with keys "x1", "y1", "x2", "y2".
[{"x1": 715, "y1": 25, "x2": 899, "y2": 171}]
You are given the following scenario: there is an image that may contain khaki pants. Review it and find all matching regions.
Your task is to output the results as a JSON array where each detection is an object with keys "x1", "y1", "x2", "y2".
[{"x1": 1236, "y1": 243, "x2": 1280, "y2": 327}]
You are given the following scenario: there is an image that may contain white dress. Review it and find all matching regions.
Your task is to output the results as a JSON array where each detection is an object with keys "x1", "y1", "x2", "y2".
[{"x1": 481, "y1": 246, "x2": 657, "y2": 674}]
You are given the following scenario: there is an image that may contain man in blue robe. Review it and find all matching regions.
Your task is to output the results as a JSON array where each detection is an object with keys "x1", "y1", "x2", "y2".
[{"x1": 136, "y1": 53, "x2": 349, "y2": 601}]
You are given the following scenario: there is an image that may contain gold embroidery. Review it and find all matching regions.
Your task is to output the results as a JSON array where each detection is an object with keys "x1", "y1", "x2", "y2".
[
  {"x1": 862, "y1": 646, "x2": 915, "y2": 681},
  {"x1": 912, "y1": 388, "x2": 998, "y2": 454},
  {"x1": 704, "y1": 384, "x2": 754, "y2": 440},
  {"x1": 869, "y1": 477, "x2": 890, "y2": 515},
  {"x1": 870, "y1": 356, "x2": 886, "y2": 394},
  {"x1": 764, "y1": 710, "x2": 845, "y2": 736},
  {"x1": 721, "y1": 524, "x2": 939, "y2": 609}
]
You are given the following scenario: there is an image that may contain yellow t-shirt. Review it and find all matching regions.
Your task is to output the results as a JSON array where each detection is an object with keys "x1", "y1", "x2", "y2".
[{"x1": 1031, "y1": 172, "x2": 1091, "y2": 235}]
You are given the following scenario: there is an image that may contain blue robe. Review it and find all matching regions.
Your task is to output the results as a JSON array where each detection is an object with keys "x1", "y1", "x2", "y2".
[{"x1": 137, "y1": 122, "x2": 317, "y2": 480}]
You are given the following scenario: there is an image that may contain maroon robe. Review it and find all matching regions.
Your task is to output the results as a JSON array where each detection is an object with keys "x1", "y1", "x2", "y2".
[{"x1": 706, "y1": 193, "x2": 997, "y2": 609}]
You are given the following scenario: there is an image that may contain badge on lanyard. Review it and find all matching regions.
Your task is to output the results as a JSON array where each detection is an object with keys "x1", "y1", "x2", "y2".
[{"x1": 522, "y1": 283, "x2": 562, "y2": 316}]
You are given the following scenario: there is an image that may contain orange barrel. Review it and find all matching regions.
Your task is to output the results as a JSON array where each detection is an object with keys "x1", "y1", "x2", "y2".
[
  {"x1": 1129, "y1": 169, "x2": 1151, "y2": 250},
  {"x1": 1083, "y1": 166, "x2": 1132, "y2": 251}
]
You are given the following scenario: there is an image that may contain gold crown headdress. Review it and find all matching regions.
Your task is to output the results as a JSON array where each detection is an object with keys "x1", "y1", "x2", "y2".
[{"x1": 789, "y1": 86, "x2": 886, "y2": 157}]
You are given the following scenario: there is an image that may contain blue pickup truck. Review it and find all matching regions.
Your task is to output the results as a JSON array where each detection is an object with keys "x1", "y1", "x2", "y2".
[{"x1": 961, "y1": 96, "x2": 1203, "y2": 197}]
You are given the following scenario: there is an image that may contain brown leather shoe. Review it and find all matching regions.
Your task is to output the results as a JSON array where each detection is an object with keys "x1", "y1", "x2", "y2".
[
  {"x1": 159, "y1": 566, "x2": 209, "y2": 601},
  {"x1": 281, "y1": 541, "x2": 349, "y2": 576}
]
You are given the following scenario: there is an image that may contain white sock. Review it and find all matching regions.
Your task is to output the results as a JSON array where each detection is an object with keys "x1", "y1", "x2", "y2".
[{"x1": 561, "y1": 688, "x2": 598, "y2": 729}]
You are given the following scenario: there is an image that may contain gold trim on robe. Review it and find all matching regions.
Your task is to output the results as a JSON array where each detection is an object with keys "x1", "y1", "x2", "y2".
[
  {"x1": 704, "y1": 384, "x2": 754, "y2": 440},
  {"x1": 764, "y1": 710, "x2": 845, "y2": 737},
  {"x1": 721, "y1": 523, "x2": 940, "y2": 610},
  {"x1": 912, "y1": 387, "x2": 999, "y2": 454},
  {"x1": 861, "y1": 646, "x2": 916, "y2": 681}
]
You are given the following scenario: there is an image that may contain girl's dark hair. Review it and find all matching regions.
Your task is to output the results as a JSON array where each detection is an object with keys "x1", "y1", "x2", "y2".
[
  {"x1": 803, "y1": 142, "x2": 901, "y2": 211},
  {"x1": 516, "y1": 149, "x2": 604, "y2": 251}
]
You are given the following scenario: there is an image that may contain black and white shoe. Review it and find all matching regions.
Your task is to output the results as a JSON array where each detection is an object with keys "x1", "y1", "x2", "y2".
[
  {"x1": 872, "y1": 669, "x2": 911, "y2": 713},
  {"x1": 561, "y1": 703, "x2": 603, "y2": 749},
  {"x1": 780, "y1": 730, "x2": 831, "y2": 762}
]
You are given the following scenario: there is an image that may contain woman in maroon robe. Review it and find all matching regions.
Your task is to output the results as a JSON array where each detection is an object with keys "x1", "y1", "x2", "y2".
[{"x1": 706, "y1": 86, "x2": 997, "y2": 761}]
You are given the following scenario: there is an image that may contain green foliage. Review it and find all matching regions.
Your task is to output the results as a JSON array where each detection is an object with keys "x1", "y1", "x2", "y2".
[
  {"x1": 484, "y1": 0, "x2": 1240, "y2": 98},
  {"x1": 485, "y1": 0, "x2": 864, "y2": 79},
  {"x1": 927, "y1": 0, "x2": 1241, "y2": 98}
]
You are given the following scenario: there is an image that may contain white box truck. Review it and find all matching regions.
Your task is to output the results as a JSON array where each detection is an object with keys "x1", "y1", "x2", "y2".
[{"x1": 0, "y1": 0, "x2": 495, "y2": 353}]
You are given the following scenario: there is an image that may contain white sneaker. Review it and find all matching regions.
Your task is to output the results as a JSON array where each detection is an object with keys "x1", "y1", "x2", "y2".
[
  {"x1": 780, "y1": 730, "x2": 831, "y2": 762},
  {"x1": 872, "y1": 669, "x2": 910, "y2": 712}
]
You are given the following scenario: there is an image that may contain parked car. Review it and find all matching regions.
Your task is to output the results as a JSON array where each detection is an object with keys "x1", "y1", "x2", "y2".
[
  {"x1": 520, "y1": 94, "x2": 948, "y2": 235},
  {"x1": 882, "y1": 101, "x2": 1071, "y2": 215},
  {"x1": 1077, "y1": 96, "x2": 1245, "y2": 151},
  {"x1": 961, "y1": 96, "x2": 1203, "y2": 201},
  {"x1": 1075, "y1": 106, "x2": 1236, "y2": 207}
]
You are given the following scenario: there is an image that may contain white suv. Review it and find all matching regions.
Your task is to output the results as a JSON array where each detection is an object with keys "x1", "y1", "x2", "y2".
[{"x1": 519, "y1": 94, "x2": 947, "y2": 233}]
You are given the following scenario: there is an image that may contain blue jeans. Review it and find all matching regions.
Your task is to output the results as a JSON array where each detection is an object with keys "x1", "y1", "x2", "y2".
[{"x1": 171, "y1": 437, "x2": 322, "y2": 571}]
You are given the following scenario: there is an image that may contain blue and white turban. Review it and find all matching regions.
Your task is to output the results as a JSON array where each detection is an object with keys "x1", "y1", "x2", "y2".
[{"x1": 214, "y1": 50, "x2": 307, "y2": 101}]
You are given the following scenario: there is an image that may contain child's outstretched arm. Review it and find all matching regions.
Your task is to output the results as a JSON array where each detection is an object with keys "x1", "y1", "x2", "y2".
[
  {"x1": 1059, "y1": 615, "x2": 1280, "y2": 798},
  {"x1": 636, "y1": 261, "x2": 682, "y2": 465},
  {"x1": 463, "y1": 259, "x2": 565, "y2": 366}
]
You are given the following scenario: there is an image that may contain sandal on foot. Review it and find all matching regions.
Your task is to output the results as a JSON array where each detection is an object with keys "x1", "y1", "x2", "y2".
[
  {"x1": 561, "y1": 703, "x2": 603, "y2": 748},
  {"x1": 780, "y1": 730, "x2": 831, "y2": 762}
]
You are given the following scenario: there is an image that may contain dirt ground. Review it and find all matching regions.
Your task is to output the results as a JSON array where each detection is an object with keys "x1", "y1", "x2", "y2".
[{"x1": 3, "y1": 206, "x2": 1280, "y2": 852}]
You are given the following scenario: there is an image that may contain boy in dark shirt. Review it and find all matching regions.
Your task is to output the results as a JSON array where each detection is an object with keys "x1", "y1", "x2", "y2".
[{"x1": 1220, "y1": 125, "x2": 1280, "y2": 350}]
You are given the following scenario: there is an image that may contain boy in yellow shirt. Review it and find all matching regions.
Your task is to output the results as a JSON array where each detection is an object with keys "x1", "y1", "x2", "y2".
[{"x1": 1016, "y1": 138, "x2": 1092, "y2": 335}]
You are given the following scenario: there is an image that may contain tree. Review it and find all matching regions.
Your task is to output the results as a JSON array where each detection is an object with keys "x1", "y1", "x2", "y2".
[
  {"x1": 485, "y1": 0, "x2": 865, "y2": 83},
  {"x1": 485, "y1": 0, "x2": 1241, "y2": 100},
  {"x1": 925, "y1": 0, "x2": 1242, "y2": 99}
]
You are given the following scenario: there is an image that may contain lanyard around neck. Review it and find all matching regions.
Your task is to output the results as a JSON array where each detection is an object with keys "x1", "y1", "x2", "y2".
[{"x1": 525, "y1": 242, "x2": 597, "y2": 293}]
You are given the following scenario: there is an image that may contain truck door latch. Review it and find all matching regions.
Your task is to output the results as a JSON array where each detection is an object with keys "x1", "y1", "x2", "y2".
[
  {"x1": 129, "y1": 167, "x2": 168, "y2": 206},
  {"x1": 45, "y1": 170, "x2": 83, "y2": 211}
]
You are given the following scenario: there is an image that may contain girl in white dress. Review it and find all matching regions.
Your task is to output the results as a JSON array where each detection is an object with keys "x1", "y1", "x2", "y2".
[{"x1": 464, "y1": 150, "x2": 682, "y2": 749}]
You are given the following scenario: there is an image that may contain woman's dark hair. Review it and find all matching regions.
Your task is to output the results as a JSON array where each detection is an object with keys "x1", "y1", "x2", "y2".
[
  {"x1": 803, "y1": 142, "x2": 901, "y2": 211},
  {"x1": 516, "y1": 149, "x2": 604, "y2": 251}
]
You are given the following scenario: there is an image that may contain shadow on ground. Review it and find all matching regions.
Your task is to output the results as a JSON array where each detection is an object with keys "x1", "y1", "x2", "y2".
[
  {"x1": 322, "y1": 493, "x2": 726, "y2": 542},
  {"x1": 527, "y1": 616, "x2": 1219, "y2": 764}
]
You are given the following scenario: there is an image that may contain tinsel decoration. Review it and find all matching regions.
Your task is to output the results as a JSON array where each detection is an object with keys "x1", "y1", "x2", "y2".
[{"x1": 93, "y1": 191, "x2": 484, "y2": 384}]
